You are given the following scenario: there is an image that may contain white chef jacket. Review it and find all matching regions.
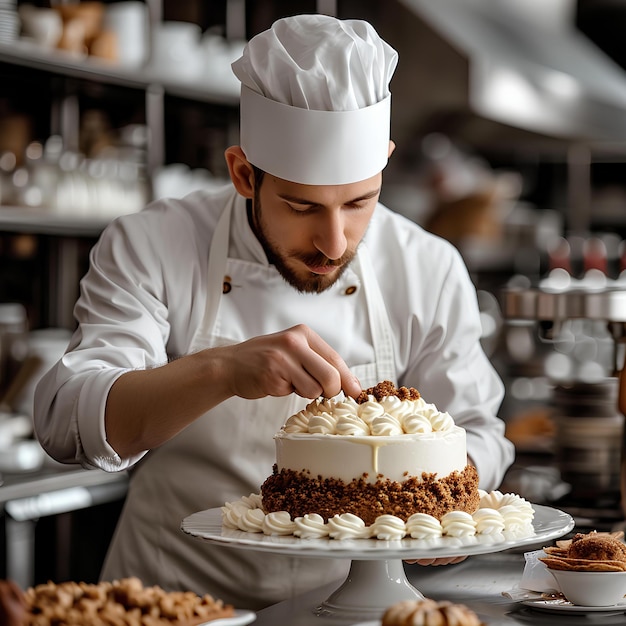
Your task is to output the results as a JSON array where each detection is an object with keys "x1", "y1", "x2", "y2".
[{"x1": 34, "y1": 183, "x2": 514, "y2": 608}]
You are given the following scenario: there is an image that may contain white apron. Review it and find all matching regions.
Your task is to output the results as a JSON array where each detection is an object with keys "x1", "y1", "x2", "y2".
[{"x1": 101, "y1": 195, "x2": 397, "y2": 610}]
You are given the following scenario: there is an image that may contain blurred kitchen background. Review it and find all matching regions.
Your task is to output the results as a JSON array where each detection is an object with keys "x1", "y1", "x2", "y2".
[{"x1": 2, "y1": 0, "x2": 626, "y2": 591}]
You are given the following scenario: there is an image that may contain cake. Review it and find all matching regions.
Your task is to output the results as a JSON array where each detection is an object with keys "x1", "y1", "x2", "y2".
[
  {"x1": 221, "y1": 381, "x2": 535, "y2": 541},
  {"x1": 261, "y1": 381, "x2": 479, "y2": 525},
  {"x1": 381, "y1": 599, "x2": 484, "y2": 626}
]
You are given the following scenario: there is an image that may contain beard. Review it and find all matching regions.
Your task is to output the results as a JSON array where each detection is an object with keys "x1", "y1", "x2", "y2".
[{"x1": 249, "y1": 192, "x2": 356, "y2": 294}]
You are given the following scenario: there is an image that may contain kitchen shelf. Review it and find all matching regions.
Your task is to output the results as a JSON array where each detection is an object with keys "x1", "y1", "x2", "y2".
[
  {"x1": 0, "y1": 206, "x2": 109, "y2": 238},
  {"x1": 0, "y1": 40, "x2": 240, "y2": 106}
]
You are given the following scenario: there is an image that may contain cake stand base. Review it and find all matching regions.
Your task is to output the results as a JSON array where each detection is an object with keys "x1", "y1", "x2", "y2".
[{"x1": 314, "y1": 559, "x2": 424, "y2": 621}]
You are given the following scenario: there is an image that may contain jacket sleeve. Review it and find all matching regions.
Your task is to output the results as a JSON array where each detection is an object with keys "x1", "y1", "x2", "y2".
[
  {"x1": 33, "y1": 215, "x2": 172, "y2": 472},
  {"x1": 399, "y1": 242, "x2": 515, "y2": 491}
]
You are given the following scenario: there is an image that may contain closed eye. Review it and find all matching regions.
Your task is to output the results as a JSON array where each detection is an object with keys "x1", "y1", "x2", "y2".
[{"x1": 280, "y1": 188, "x2": 380, "y2": 214}]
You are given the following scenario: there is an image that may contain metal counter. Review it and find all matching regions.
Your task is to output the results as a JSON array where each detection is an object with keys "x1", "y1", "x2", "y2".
[
  {"x1": 255, "y1": 550, "x2": 626, "y2": 625},
  {"x1": 1, "y1": 460, "x2": 128, "y2": 588}
]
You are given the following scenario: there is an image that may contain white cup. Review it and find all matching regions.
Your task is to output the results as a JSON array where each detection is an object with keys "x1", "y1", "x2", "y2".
[
  {"x1": 102, "y1": 1, "x2": 149, "y2": 67},
  {"x1": 151, "y1": 21, "x2": 203, "y2": 82},
  {"x1": 19, "y1": 5, "x2": 63, "y2": 49}
]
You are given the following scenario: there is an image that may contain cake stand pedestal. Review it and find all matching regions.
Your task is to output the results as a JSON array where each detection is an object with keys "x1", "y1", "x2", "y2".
[
  {"x1": 181, "y1": 504, "x2": 574, "y2": 623},
  {"x1": 314, "y1": 559, "x2": 423, "y2": 620}
]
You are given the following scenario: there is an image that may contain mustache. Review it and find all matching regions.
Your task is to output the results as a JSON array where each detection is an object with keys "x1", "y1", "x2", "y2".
[{"x1": 296, "y1": 251, "x2": 352, "y2": 267}]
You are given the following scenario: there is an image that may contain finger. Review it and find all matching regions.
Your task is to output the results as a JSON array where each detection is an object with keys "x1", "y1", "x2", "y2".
[
  {"x1": 289, "y1": 349, "x2": 337, "y2": 399},
  {"x1": 410, "y1": 556, "x2": 466, "y2": 567},
  {"x1": 296, "y1": 326, "x2": 361, "y2": 397}
]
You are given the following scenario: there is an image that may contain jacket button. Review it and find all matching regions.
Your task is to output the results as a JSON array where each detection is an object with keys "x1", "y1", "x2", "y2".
[
  {"x1": 223, "y1": 276, "x2": 232, "y2": 294},
  {"x1": 344, "y1": 285, "x2": 357, "y2": 296}
]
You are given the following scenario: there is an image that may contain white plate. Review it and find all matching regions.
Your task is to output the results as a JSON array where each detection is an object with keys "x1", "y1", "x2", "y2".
[
  {"x1": 521, "y1": 598, "x2": 626, "y2": 615},
  {"x1": 181, "y1": 504, "x2": 573, "y2": 560},
  {"x1": 200, "y1": 610, "x2": 256, "y2": 625}
]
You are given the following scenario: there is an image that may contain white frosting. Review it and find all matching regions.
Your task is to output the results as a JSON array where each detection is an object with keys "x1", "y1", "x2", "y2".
[
  {"x1": 221, "y1": 490, "x2": 535, "y2": 541},
  {"x1": 241, "y1": 493, "x2": 263, "y2": 509},
  {"x1": 472, "y1": 508, "x2": 506, "y2": 535},
  {"x1": 440, "y1": 511, "x2": 477, "y2": 537},
  {"x1": 477, "y1": 490, "x2": 535, "y2": 538},
  {"x1": 262, "y1": 511, "x2": 297, "y2": 536},
  {"x1": 327, "y1": 513, "x2": 371, "y2": 539},
  {"x1": 336, "y1": 413, "x2": 370, "y2": 436},
  {"x1": 478, "y1": 490, "x2": 534, "y2": 520},
  {"x1": 294, "y1": 514, "x2": 330, "y2": 539},
  {"x1": 237, "y1": 508, "x2": 265, "y2": 533},
  {"x1": 283, "y1": 395, "x2": 455, "y2": 436},
  {"x1": 221, "y1": 492, "x2": 262, "y2": 529},
  {"x1": 221, "y1": 502, "x2": 247, "y2": 529},
  {"x1": 278, "y1": 394, "x2": 466, "y2": 483},
  {"x1": 370, "y1": 514, "x2": 407, "y2": 540},
  {"x1": 406, "y1": 513, "x2": 443, "y2": 539}
]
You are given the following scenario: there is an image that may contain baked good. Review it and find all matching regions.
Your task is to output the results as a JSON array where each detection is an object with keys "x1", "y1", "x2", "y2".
[
  {"x1": 20, "y1": 577, "x2": 235, "y2": 625},
  {"x1": 0, "y1": 580, "x2": 26, "y2": 626},
  {"x1": 540, "y1": 531, "x2": 626, "y2": 572},
  {"x1": 221, "y1": 382, "x2": 535, "y2": 540},
  {"x1": 381, "y1": 598, "x2": 484, "y2": 626},
  {"x1": 568, "y1": 532, "x2": 626, "y2": 562},
  {"x1": 261, "y1": 381, "x2": 479, "y2": 525}
]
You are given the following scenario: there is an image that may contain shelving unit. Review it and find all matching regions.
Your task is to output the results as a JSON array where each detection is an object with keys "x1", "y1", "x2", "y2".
[
  {"x1": 0, "y1": 41, "x2": 237, "y2": 102},
  {"x1": 0, "y1": 38, "x2": 240, "y2": 169},
  {"x1": 0, "y1": 2, "x2": 243, "y2": 329}
]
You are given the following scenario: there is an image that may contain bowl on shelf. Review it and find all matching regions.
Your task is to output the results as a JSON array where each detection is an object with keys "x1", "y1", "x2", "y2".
[
  {"x1": 548, "y1": 569, "x2": 626, "y2": 607},
  {"x1": 18, "y1": 5, "x2": 63, "y2": 48}
]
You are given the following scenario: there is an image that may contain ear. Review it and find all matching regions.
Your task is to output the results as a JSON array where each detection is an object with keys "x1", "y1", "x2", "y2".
[
  {"x1": 225, "y1": 146, "x2": 255, "y2": 198},
  {"x1": 388, "y1": 140, "x2": 396, "y2": 158}
]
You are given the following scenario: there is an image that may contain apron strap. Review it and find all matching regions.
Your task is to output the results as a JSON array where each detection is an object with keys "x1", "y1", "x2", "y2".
[
  {"x1": 356, "y1": 244, "x2": 397, "y2": 384},
  {"x1": 190, "y1": 196, "x2": 235, "y2": 349}
]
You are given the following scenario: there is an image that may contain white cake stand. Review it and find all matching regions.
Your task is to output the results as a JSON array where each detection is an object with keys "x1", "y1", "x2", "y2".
[{"x1": 181, "y1": 504, "x2": 574, "y2": 622}]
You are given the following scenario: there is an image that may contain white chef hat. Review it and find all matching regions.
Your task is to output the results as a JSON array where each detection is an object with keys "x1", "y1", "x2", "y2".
[{"x1": 231, "y1": 14, "x2": 398, "y2": 185}]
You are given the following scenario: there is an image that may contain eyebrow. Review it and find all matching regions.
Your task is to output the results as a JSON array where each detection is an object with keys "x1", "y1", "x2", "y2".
[{"x1": 277, "y1": 188, "x2": 381, "y2": 206}]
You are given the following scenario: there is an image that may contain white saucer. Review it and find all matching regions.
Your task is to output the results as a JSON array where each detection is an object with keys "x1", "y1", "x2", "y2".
[
  {"x1": 200, "y1": 609, "x2": 256, "y2": 625},
  {"x1": 521, "y1": 598, "x2": 626, "y2": 615}
]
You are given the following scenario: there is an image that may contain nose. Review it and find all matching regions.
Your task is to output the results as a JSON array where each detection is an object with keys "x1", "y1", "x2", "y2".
[{"x1": 312, "y1": 209, "x2": 348, "y2": 261}]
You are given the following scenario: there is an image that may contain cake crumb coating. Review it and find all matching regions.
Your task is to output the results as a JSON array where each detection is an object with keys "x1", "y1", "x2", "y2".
[{"x1": 261, "y1": 465, "x2": 480, "y2": 525}]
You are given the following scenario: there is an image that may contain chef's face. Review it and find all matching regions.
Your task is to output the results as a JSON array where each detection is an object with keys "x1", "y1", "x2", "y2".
[{"x1": 251, "y1": 170, "x2": 381, "y2": 293}]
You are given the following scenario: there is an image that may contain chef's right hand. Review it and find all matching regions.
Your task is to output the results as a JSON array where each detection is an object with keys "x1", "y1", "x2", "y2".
[
  {"x1": 106, "y1": 325, "x2": 361, "y2": 457},
  {"x1": 221, "y1": 324, "x2": 362, "y2": 401}
]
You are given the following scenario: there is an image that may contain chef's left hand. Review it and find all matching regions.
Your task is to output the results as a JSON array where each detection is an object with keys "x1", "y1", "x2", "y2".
[{"x1": 404, "y1": 556, "x2": 468, "y2": 566}]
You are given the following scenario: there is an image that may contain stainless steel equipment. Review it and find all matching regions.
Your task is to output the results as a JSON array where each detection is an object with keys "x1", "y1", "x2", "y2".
[{"x1": 502, "y1": 280, "x2": 626, "y2": 516}]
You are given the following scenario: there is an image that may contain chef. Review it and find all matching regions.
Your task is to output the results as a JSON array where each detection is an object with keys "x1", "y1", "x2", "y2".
[{"x1": 34, "y1": 14, "x2": 514, "y2": 610}]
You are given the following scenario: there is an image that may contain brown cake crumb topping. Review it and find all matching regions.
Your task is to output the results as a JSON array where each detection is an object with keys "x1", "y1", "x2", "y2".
[
  {"x1": 355, "y1": 380, "x2": 421, "y2": 404},
  {"x1": 261, "y1": 465, "x2": 479, "y2": 526}
]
